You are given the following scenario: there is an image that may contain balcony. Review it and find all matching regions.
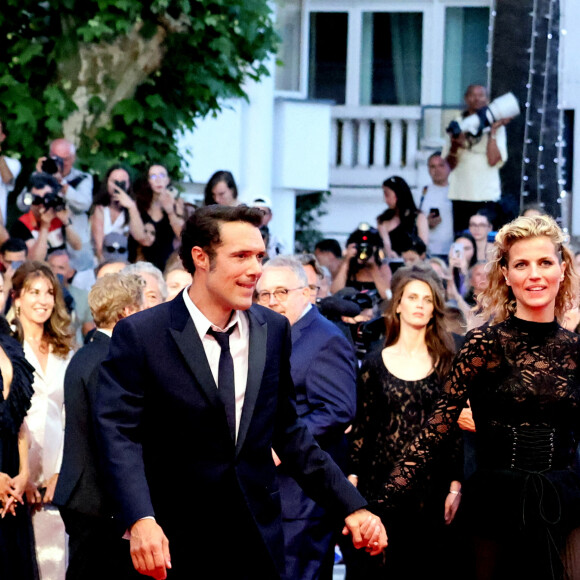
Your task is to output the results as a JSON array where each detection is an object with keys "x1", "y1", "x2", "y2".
[{"x1": 329, "y1": 105, "x2": 423, "y2": 187}]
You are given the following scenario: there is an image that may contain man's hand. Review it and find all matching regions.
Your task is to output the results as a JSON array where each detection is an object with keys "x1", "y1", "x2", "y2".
[
  {"x1": 342, "y1": 508, "x2": 387, "y2": 556},
  {"x1": 42, "y1": 473, "x2": 58, "y2": 504},
  {"x1": 427, "y1": 212, "x2": 442, "y2": 229},
  {"x1": 130, "y1": 519, "x2": 171, "y2": 580}
]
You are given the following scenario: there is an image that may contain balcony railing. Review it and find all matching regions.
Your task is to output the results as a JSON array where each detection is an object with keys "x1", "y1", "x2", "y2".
[{"x1": 330, "y1": 105, "x2": 422, "y2": 186}]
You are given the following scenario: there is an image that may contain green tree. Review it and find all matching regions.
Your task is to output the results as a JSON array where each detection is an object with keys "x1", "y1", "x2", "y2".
[
  {"x1": 0, "y1": 0, "x2": 278, "y2": 177},
  {"x1": 294, "y1": 191, "x2": 330, "y2": 253}
]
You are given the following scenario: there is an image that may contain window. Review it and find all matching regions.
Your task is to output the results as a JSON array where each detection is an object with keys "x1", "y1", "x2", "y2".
[
  {"x1": 308, "y1": 12, "x2": 348, "y2": 104},
  {"x1": 275, "y1": 0, "x2": 302, "y2": 92},
  {"x1": 443, "y1": 8, "x2": 490, "y2": 105},
  {"x1": 360, "y1": 12, "x2": 423, "y2": 106}
]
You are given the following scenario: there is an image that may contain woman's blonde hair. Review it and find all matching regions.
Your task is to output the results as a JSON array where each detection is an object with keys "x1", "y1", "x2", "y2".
[
  {"x1": 11, "y1": 261, "x2": 74, "y2": 357},
  {"x1": 476, "y1": 215, "x2": 579, "y2": 324},
  {"x1": 89, "y1": 273, "x2": 144, "y2": 328}
]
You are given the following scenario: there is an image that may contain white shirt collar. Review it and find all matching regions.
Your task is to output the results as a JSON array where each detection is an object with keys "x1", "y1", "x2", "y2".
[{"x1": 182, "y1": 286, "x2": 244, "y2": 339}]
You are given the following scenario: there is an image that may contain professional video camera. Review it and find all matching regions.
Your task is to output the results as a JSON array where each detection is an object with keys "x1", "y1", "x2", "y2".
[
  {"x1": 446, "y1": 92, "x2": 520, "y2": 138},
  {"x1": 351, "y1": 316, "x2": 385, "y2": 360},
  {"x1": 347, "y1": 223, "x2": 385, "y2": 265}
]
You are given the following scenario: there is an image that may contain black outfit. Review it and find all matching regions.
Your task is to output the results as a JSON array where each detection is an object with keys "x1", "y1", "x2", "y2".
[
  {"x1": 380, "y1": 316, "x2": 580, "y2": 580},
  {"x1": 129, "y1": 212, "x2": 176, "y2": 270},
  {"x1": 53, "y1": 331, "x2": 139, "y2": 580},
  {"x1": 0, "y1": 333, "x2": 37, "y2": 580},
  {"x1": 346, "y1": 353, "x2": 462, "y2": 578},
  {"x1": 376, "y1": 209, "x2": 420, "y2": 256}
]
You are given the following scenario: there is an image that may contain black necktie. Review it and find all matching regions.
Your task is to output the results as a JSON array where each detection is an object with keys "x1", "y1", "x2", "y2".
[{"x1": 207, "y1": 324, "x2": 237, "y2": 440}]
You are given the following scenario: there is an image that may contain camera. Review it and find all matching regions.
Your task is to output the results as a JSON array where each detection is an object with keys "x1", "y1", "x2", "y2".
[
  {"x1": 41, "y1": 191, "x2": 66, "y2": 212},
  {"x1": 347, "y1": 223, "x2": 385, "y2": 265},
  {"x1": 446, "y1": 92, "x2": 520, "y2": 138},
  {"x1": 41, "y1": 156, "x2": 65, "y2": 175},
  {"x1": 31, "y1": 190, "x2": 66, "y2": 212}
]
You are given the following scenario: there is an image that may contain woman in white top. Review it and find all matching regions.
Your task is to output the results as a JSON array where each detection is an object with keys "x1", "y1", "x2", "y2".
[
  {"x1": 10, "y1": 261, "x2": 75, "y2": 580},
  {"x1": 91, "y1": 165, "x2": 146, "y2": 263}
]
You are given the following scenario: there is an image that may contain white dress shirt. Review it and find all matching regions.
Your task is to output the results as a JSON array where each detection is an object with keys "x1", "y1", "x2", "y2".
[{"x1": 182, "y1": 287, "x2": 249, "y2": 441}]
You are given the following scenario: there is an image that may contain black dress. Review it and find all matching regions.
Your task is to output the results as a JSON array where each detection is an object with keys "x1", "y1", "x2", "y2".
[
  {"x1": 346, "y1": 353, "x2": 462, "y2": 579},
  {"x1": 0, "y1": 332, "x2": 37, "y2": 580},
  {"x1": 129, "y1": 212, "x2": 176, "y2": 271},
  {"x1": 378, "y1": 316, "x2": 580, "y2": 580}
]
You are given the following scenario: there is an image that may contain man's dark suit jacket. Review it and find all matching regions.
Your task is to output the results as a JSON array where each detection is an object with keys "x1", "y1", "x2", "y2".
[
  {"x1": 279, "y1": 306, "x2": 358, "y2": 579},
  {"x1": 54, "y1": 330, "x2": 112, "y2": 516},
  {"x1": 95, "y1": 295, "x2": 366, "y2": 578},
  {"x1": 290, "y1": 306, "x2": 357, "y2": 466}
]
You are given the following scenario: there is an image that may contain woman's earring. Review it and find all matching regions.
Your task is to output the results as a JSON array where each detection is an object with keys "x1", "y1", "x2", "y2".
[{"x1": 16, "y1": 306, "x2": 20, "y2": 317}]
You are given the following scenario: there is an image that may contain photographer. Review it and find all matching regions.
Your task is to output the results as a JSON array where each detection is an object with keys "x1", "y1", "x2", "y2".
[
  {"x1": 18, "y1": 139, "x2": 94, "y2": 270},
  {"x1": 331, "y1": 224, "x2": 392, "y2": 299},
  {"x1": 444, "y1": 84, "x2": 510, "y2": 233},
  {"x1": 11, "y1": 173, "x2": 81, "y2": 261}
]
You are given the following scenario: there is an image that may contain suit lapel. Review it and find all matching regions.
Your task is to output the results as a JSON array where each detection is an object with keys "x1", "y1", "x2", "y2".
[
  {"x1": 236, "y1": 307, "x2": 267, "y2": 454},
  {"x1": 168, "y1": 297, "x2": 221, "y2": 408}
]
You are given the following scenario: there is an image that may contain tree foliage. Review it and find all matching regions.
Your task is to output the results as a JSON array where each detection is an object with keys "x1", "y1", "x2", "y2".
[
  {"x1": 294, "y1": 191, "x2": 330, "y2": 253},
  {"x1": 0, "y1": 0, "x2": 278, "y2": 178}
]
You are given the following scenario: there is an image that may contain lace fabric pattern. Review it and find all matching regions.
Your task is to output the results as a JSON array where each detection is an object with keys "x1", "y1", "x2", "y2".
[
  {"x1": 350, "y1": 352, "x2": 461, "y2": 504},
  {"x1": 376, "y1": 317, "x2": 580, "y2": 506}
]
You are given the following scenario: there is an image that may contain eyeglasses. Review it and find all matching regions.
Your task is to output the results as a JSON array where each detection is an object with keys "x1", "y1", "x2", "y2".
[
  {"x1": 104, "y1": 245, "x2": 128, "y2": 254},
  {"x1": 308, "y1": 284, "x2": 320, "y2": 293},
  {"x1": 256, "y1": 287, "x2": 305, "y2": 305},
  {"x1": 149, "y1": 173, "x2": 168, "y2": 181}
]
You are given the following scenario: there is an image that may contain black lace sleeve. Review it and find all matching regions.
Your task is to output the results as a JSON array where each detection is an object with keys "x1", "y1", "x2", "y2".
[
  {"x1": 374, "y1": 326, "x2": 495, "y2": 508},
  {"x1": 0, "y1": 334, "x2": 34, "y2": 436}
]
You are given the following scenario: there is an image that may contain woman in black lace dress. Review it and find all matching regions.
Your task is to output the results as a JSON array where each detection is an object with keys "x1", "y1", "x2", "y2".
[
  {"x1": 346, "y1": 265, "x2": 462, "y2": 578},
  {"x1": 379, "y1": 215, "x2": 580, "y2": 579}
]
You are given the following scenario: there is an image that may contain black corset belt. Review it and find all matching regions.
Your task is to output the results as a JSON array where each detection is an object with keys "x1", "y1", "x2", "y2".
[{"x1": 479, "y1": 425, "x2": 575, "y2": 473}]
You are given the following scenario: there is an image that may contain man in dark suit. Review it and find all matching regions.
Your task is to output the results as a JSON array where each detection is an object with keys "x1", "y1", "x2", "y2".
[
  {"x1": 256, "y1": 255, "x2": 357, "y2": 579},
  {"x1": 53, "y1": 272, "x2": 145, "y2": 580},
  {"x1": 95, "y1": 205, "x2": 387, "y2": 580}
]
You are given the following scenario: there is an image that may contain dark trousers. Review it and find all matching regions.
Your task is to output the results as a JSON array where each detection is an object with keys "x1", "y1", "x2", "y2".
[{"x1": 59, "y1": 508, "x2": 140, "y2": 580}]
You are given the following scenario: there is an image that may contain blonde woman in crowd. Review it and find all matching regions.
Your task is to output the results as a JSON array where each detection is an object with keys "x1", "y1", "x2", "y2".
[{"x1": 376, "y1": 215, "x2": 580, "y2": 579}]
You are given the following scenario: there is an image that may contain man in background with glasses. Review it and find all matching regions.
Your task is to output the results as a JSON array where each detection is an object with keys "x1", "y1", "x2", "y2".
[{"x1": 256, "y1": 255, "x2": 358, "y2": 580}]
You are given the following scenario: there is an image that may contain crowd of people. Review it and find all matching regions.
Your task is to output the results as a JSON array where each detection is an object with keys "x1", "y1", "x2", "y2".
[{"x1": 0, "y1": 81, "x2": 579, "y2": 580}]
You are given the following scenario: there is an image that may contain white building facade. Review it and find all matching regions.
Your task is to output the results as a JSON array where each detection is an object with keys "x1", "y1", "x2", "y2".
[{"x1": 179, "y1": 0, "x2": 580, "y2": 249}]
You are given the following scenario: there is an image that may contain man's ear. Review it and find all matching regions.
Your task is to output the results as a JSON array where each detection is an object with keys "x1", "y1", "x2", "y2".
[{"x1": 191, "y1": 246, "x2": 209, "y2": 272}]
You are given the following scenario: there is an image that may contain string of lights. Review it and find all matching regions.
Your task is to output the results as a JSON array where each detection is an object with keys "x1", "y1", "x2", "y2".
[{"x1": 519, "y1": 0, "x2": 540, "y2": 207}]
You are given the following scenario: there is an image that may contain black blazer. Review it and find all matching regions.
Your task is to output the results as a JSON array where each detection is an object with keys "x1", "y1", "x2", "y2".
[
  {"x1": 95, "y1": 295, "x2": 366, "y2": 576},
  {"x1": 54, "y1": 331, "x2": 112, "y2": 516}
]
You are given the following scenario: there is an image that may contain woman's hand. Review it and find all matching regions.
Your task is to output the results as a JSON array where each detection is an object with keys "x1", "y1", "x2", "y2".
[
  {"x1": 25, "y1": 480, "x2": 42, "y2": 506},
  {"x1": 444, "y1": 483, "x2": 462, "y2": 525},
  {"x1": 457, "y1": 403, "x2": 476, "y2": 432},
  {"x1": 159, "y1": 190, "x2": 175, "y2": 215},
  {"x1": 112, "y1": 187, "x2": 136, "y2": 210},
  {"x1": 0, "y1": 472, "x2": 11, "y2": 505}
]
